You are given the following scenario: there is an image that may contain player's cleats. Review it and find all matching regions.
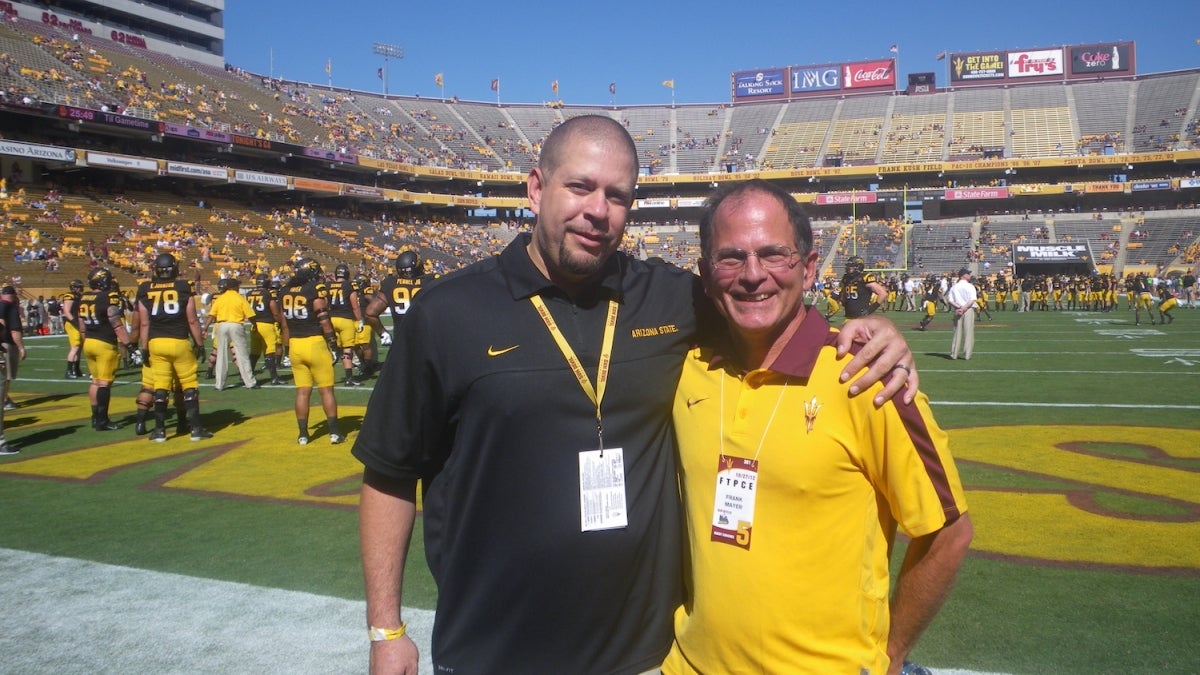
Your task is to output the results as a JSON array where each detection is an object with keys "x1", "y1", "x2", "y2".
[
  {"x1": 900, "y1": 662, "x2": 933, "y2": 675},
  {"x1": 190, "y1": 428, "x2": 214, "y2": 441},
  {"x1": 149, "y1": 429, "x2": 167, "y2": 443}
]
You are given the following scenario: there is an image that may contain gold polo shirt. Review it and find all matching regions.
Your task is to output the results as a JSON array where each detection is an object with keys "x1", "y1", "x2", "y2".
[
  {"x1": 209, "y1": 290, "x2": 254, "y2": 324},
  {"x1": 665, "y1": 309, "x2": 967, "y2": 675}
]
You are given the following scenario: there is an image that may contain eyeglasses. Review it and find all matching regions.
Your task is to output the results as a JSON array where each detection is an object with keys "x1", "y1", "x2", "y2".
[{"x1": 709, "y1": 245, "x2": 802, "y2": 272}]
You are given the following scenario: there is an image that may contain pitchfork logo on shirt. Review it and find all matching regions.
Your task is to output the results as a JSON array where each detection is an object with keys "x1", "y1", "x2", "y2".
[{"x1": 803, "y1": 397, "x2": 822, "y2": 433}]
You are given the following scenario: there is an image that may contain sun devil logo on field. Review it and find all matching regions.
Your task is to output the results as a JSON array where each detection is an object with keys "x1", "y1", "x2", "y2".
[
  {"x1": 4, "y1": 419, "x2": 1198, "y2": 574},
  {"x1": 951, "y1": 425, "x2": 1200, "y2": 574}
]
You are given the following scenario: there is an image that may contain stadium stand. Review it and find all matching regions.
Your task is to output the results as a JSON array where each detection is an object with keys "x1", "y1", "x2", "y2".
[
  {"x1": 672, "y1": 106, "x2": 726, "y2": 174},
  {"x1": 1071, "y1": 80, "x2": 1131, "y2": 155},
  {"x1": 763, "y1": 99, "x2": 834, "y2": 169},
  {"x1": 2, "y1": 19, "x2": 1199, "y2": 303},
  {"x1": 947, "y1": 87, "x2": 1007, "y2": 161},
  {"x1": 1010, "y1": 85, "x2": 1076, "y2": 158},
  {"x1": 884, "y1": 93, "x2": 949, "y2": 163},
  {"x1": 1131, "y1": 71, "x2": 1200, "y2": 152},
  {"x1": 825, "y1": 95, "x2": 889, "y2": 165}
]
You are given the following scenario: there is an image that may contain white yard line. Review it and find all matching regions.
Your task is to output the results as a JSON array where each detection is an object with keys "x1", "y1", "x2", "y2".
[{"x1": 0, "y1": 548, "x2": 1006, "y2": 674}]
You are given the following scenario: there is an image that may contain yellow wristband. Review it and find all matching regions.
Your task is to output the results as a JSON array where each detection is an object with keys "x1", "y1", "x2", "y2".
[{"x1": 368, "y1": 623, "x2": 407, "y2": 642}]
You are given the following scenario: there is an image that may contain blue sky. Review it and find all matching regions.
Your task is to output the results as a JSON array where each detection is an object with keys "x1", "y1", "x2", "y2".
[{"x1": 225, "y1": 0, "x2": 1200, "y2": 106}]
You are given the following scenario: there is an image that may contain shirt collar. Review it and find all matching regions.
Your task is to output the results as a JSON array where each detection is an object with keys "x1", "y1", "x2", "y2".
[
  {"x1": 705, "y1": 307, "x2": 831, "y2": 379},
  {"x1": 499, "y1": 232, "x2": 625, "y2": 302}
]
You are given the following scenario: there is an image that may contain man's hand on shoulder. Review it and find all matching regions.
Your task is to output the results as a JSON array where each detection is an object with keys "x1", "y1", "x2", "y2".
[{"x1": 835, "y1": 315, "x2": 918, "y2": 406}]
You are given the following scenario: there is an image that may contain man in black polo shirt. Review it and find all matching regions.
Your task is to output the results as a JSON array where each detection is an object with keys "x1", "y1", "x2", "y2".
[
  {"x1": 353, "y1": 115, "x2": 918, "y2": 673},
  {"x1": 0, "y1": 286, "x2": 25, "y2": 410}
]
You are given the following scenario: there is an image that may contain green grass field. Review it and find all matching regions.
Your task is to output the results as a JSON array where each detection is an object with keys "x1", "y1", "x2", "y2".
[{"x1": 1, "y1": 304, "x2": 1198, "y2": 673}]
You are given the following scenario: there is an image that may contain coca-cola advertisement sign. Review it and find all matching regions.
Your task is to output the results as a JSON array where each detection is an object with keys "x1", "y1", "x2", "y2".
[
  {"x1": 1069, "y1": 43, "x2": 1131, "y2": 74},
  {"x1": 842, "y1": 59, "x2": 896, "y2": 90}
]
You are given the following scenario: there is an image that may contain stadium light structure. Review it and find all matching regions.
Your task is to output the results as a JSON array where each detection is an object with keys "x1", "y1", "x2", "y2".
[{"x1": 373, "y1": 42, "x2": 404, "y2": 96}]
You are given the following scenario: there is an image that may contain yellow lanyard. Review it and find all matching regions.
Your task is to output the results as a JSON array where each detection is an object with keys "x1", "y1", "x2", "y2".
[{"x1": 530, "y1": 295, "x2": 618, "y2": 449}]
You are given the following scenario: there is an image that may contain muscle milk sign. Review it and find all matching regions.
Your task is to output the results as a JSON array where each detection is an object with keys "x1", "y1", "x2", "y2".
[{"x1": 1012, "y1": 242, "x2": 1095, "y2": 276}]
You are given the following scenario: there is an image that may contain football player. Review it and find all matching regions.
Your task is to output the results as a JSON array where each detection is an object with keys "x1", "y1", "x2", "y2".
[
  {"x1": 135, "y1": 253, "x2": 212, "y2": 442},
  {"x1": 917, "y1": 274, "x2": 940, "y2": 331},
  {"x1": 246, "y1": 273, "x2": 285, "y2": 385},
  {"x1": 364, "y1": 250, "x2": 429, "y2": 340},
  {"x1": 327, "y1": 263, "x2": 364, "y2": 387},
  {"x1": 838, "y1": 255, "x2": 888, "y2": 318},
  {"x1": 279, "y1": 258, "x2": 343, "y2": 445},
  {"x1": 61, "y1": 279, "x2": 85, "y2": 378},
  {"x1": 353, "y1": 273, "x2": 378, "y2": 379},
  {"x1": 1132, "y1": 273, "x2": 1157, "y2": 326},
  {"x1": 1155, "y1": 282, "x2": 1177, "y2": 325},
  {"x1": 77, "y1": 268, "x2": 133, "y2": 430}
]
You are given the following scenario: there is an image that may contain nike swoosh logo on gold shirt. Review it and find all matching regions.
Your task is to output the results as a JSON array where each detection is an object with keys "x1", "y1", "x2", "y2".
[
  {"x1": 686, "y1": 397, "x2": 710, "y2": 409},
  {"x1": 487, "y1": 345, "x2": 520, "y2": 357}
]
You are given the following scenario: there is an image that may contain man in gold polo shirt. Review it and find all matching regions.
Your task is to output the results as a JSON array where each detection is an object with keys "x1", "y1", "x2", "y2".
[
  {"x1": 665, "y1": 180, "x2": 973, "y2": 675},
  {"x1": 205, "y1": 277, "x2": 259, "y2": 390}
]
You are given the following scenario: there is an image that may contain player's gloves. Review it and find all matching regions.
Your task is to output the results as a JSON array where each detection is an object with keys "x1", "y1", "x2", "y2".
[
  {"x1": 192, "y1": 342, "x2": 205, "y2": 360},
  {"x1": 355, "y1": 320, "x2": 364, "y2": 333},
  {"x1": 138, "y1": 348, "x2": 150, "y2": 366},
  {"x1": 326, "y1": 336, "x2": 339, "y2": 364}
]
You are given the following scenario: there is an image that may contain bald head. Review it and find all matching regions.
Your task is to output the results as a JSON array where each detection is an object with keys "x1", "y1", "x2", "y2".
[{"x1": 539, "y1": 115, "x2": 638, "y2": 182}]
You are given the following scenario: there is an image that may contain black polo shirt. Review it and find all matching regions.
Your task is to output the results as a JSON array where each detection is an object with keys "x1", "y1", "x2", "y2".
[{"x1": 354, "y1": 234, "x2": 710, "y2": 674}]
